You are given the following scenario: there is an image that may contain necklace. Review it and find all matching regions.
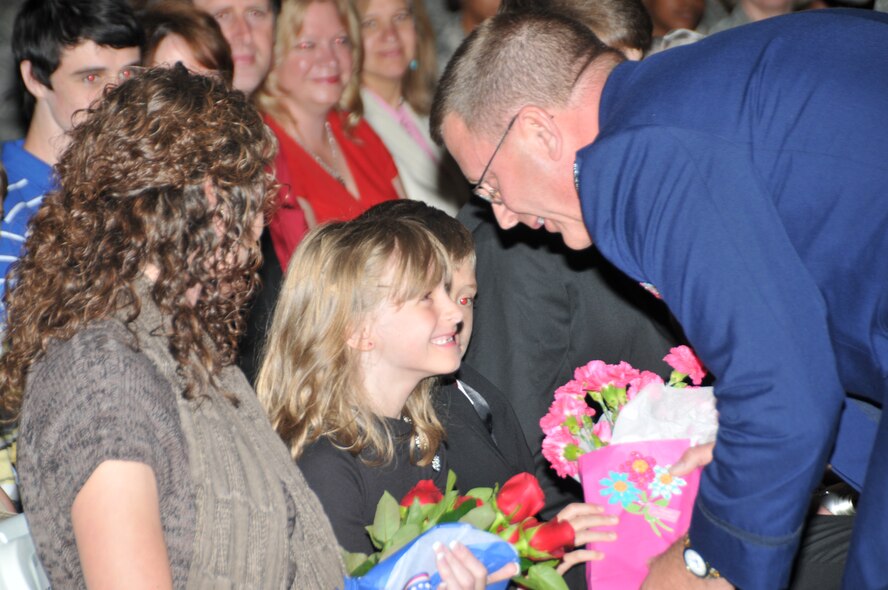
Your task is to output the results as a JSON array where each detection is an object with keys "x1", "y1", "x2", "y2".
[{"x1": 295, "y1": 121, "x2": 346, "y2": 186}]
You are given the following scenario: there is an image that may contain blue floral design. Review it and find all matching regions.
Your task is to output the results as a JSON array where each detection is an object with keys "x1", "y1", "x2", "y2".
[{"x1": 599, "y1": 471, "x2": 641, "y2": 507}]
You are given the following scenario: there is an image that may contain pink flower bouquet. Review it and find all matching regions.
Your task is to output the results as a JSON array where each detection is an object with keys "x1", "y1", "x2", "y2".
[{"x1": 540, "y1": 346, "x2": 717, "y2": 589}]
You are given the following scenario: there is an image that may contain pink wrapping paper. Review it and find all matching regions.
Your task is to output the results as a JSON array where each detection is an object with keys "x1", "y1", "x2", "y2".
[{"x1": 579, "y1": 439, "x2": 700, "y2": 590}]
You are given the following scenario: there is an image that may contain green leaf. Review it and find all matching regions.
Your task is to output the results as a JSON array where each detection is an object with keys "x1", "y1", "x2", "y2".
[
  {"x1": 654, "y1": 498, "x2": 669, "y2": 507},
  {"x1": 534, "y1": 559, "x2": 560, "y2": 569},
  {"x1": 342, "y1": 550, "x2": 369, "y2": 576},
  {"x1": 564, "y1": 415, "x2": 580, "y2": 434},
  {"x1": 624, "y1": 502, "x2": 642, "y2": 514},
  {"x1": 519, "y1": 556, "x2": 535, "y2": 574},
  {"x1": 465, "y1": 487, "x2": 494, "y2": 504},
  {"x1": 667, "y1": 370, "x2": 688, "y2": 387},
  {"x1": 458, "y1": 503, "x2": 497, "y2": 530},
  {"x1": 380, "y1": 522, "x2": 422, "y2": 560},
  {"x1": 351, "y1": 553, "x2": 379, "y2": 578},
  {"x1": 404, "y1": 498, "x2": 425, "y2": 527},
  {"x1": 438, "y1": 500, "x2": 478, "y2": 524},
  {"x1": 590, "y1": 432, "x2": 605, "y2": 450},
  {"x1": 446, "y1": 469, "x2": 458, "y2": 494},
  {"x1": 367, "y1": 491, "x2": 401, "y2": 545},
  {"x1": 600, "y1": 384, "x2": 619, "y2": 410},
  {"x1": 563, "y1": 443, "x2": 582, "y2": 461},
  {"x1": 588, "y1": 390, "x2": 604, "y2": 406},
  {"x1": 425, "y1": 490, "x2": 456, "y2": 525},
  {"x1": 513, "y1": 564, "x2": 570, "y2": 590},
  {"x1": 647, "y1": 518, "x2": 664, "y2": 537}
]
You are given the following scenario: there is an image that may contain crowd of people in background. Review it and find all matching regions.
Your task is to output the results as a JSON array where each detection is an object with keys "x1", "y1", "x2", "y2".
[{"x1": 0, "y1": 0, "x2": 886, "y2": 588}]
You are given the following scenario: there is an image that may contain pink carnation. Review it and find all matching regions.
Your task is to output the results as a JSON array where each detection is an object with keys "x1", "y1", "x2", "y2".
[
  {"x1": 541, "y1": 428, "x2": 580, "y2": 478},
  {"x1": 540, "y1": 394, "x2": 595, "y2": 436},
  {"x1": 574, "y1": 360, "x2": 641, "y2": 393},
  {"x1": 626, "y1": 370, "x2": 665, "y2": 401},
  {"x1": 664, "y1": 345, "x2": 707, "y2": 385},
  {"x1": 554, "y1": 379, "x2": 586, "y2": 398},
  {"x1": 592, "y1": 417, "x2": 613, "y2": 445}
]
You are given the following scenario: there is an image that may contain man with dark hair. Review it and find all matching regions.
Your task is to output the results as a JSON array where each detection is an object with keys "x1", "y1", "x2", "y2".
[
  {"x1": 433, "y1": 9, "x2": 888, "y2": 590},
  {"x1": 191, "y1": 0, "x2": 277, "y2": 95},
  {"x1": 0, "y1": 0, "x2": 143, "y2": 312}
]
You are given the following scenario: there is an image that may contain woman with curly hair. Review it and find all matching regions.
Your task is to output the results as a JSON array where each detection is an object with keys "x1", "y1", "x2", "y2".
[{"x1": 0, "y1": 65, "x2": 345, "y2": 589}]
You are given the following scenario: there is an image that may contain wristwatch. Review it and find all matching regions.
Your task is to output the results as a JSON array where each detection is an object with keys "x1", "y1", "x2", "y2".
[{"x1": 683, "y1": 537, "x2": 721, "y2": 579}]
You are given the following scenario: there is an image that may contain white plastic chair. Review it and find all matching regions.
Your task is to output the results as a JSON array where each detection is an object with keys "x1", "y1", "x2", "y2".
[{"x1": 0, "y1": 514, "x2": 50, "y2": 589}]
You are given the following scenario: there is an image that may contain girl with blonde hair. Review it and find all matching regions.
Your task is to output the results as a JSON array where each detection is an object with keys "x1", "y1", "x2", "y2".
[{"x1": 258, "y1": 217, "x2": 503, "y2": 586}]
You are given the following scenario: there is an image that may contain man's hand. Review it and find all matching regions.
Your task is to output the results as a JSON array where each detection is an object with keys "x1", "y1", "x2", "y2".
[
  {"x1": 641, "y1": 443, "x2": 730, "y2": 588},
  {"x1": 671, "y1": 442, "x2": 715, "y2": 477},
  {"x1": 641, "y1": 537, "x2": 734, "y2": 590}
]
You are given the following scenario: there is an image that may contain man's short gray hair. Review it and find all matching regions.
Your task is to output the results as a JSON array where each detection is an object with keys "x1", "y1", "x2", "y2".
[{"x1": 430, "y1": 10, "x2": 622, "y2": 145}]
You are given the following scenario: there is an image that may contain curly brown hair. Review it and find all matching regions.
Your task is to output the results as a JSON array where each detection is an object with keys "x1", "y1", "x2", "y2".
[{"x1": 0, "y1": 65, "x2": 278, "y2": 418}]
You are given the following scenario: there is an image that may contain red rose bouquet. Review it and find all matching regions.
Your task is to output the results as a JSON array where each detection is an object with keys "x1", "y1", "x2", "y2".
[{"x1": 345, "y1": 471, "x2": 574, "y2": 590}]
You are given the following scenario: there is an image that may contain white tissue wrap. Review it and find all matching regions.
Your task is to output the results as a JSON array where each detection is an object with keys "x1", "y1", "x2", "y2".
[{"x1": 610, "y1": 384, "x2": 718, "y2": 446}]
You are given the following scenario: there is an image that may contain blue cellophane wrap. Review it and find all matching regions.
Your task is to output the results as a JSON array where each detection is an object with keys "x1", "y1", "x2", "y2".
[{"x1": 344, "y1": 523, "x2": 518, "y2": 590}]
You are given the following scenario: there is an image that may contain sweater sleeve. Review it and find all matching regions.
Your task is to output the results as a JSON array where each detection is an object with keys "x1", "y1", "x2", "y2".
[
  {"x1": 18, "y1": 323, "x2": 187, "y2": 581},
  {"x1": 577, "y1": 127, "x2": 845, "y2": 589}
]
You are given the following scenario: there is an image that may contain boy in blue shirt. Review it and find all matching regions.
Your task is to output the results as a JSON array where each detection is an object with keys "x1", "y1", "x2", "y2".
[{"x1": 1, "y1": 0, "x2": 143, "y2": 312}]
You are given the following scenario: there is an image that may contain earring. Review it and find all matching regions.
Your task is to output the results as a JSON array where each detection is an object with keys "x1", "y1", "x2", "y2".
[{"x1": 409, "y1": 59, "x2": 418, "y2": 71}]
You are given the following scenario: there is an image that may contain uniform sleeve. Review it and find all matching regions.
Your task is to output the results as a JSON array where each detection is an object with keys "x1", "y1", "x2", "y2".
[
  {"x1": 577, "y1": 127, "x2": 845, "y2": 589},
  {"x1": 298, "y1": 439, "x2": 373, "y2": 555}
]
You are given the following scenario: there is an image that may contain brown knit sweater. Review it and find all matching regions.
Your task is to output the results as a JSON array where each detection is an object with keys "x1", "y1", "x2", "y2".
[{"x1": 18, "y1": 293, "x2": 345, "y2": 588}]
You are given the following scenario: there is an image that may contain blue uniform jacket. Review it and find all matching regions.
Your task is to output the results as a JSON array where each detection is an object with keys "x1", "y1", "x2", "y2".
[{"x1": 576, "y1": 10, "x2": 888, "y2": 589}]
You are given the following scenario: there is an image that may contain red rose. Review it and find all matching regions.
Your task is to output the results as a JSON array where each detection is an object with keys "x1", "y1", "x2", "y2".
[
  {"x1": 400, "y1": 479, "x2": 443, "y2": 508},
  {"x1": 527, "y1": 519, "x2": 575, "y2": 558},
  {"x1": 454, "y1": 495, "x2": 483, "y2": 510},
  {"x1": 496, "y1": 472, "x2": 545, "y2": 523}
]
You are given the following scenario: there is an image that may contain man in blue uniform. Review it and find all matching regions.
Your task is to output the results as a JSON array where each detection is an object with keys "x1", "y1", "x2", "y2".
[{"x1": 432, "y1": 9, "x2": 888, "y2": 589}]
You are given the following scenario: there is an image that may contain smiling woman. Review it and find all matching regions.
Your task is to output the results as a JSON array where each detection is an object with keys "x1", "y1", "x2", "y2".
[
  {"x1": 256, "y1": 0, "x2": 403, "y2": 271},
  {"x1": 355, "y1": 0, "x2": 472, "y2": 215}
]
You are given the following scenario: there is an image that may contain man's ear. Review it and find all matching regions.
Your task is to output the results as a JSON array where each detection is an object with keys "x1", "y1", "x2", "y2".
[
  {"x1": 20, "y1": 61, "x2": 50, "y2": 100},
  {"x1": 516, "y1": 105, "x2": 562, "y2": 161},
  {"x1": 346, "y1": 322, "x2": 375, "y2": 351}
]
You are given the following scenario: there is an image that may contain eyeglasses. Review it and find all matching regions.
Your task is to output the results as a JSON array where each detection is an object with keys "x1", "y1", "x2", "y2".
[{"x1": 472, "y1": 113, "x2": 518, "y2": 205}]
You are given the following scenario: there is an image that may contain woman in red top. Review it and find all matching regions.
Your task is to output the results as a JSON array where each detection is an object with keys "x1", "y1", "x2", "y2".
[{"x1": 257, "y1": 0, "x2": 403, "y2": 269}]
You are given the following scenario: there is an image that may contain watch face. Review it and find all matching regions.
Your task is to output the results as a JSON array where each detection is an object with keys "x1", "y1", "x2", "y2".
[{"x1": 684, "y1": 547, "x2": 709, "y2": 578}]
